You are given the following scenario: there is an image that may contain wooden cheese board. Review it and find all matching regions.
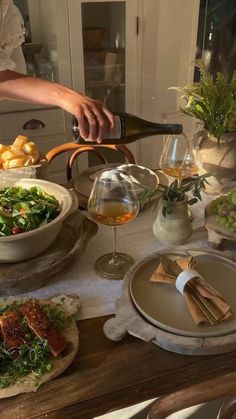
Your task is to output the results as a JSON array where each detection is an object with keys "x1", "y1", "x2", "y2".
[
  {"x1": 205, "y1": 202, "x2": 236, "y2": 248},
  {"x1": 0, "y1": 211, "x2": 98, "y2": 295}
]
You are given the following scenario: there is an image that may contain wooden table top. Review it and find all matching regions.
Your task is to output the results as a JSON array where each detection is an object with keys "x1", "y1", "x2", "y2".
[{"x1": 1, "y1": 315, "x2": 236, "y2": 419}]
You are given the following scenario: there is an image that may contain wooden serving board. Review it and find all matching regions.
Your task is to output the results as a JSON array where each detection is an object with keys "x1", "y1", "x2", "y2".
[
  {"x1": 104, "y1": 248, "x2": 236, "y2": 355},
  {"x1": 205, "y1": 202, "x2": 236, "y2": 248},
  {"x1": 0, "y1": 211, "x2": 98, "y2": 295}
]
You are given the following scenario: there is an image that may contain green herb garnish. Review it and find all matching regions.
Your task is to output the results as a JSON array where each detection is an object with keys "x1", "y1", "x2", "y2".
[
  {"x1": 42, "y1": 304, "x2": 69, "y2": 332},
  {"x1": 0, "y1": 338, "x2": 51, "y2": 389},
  {"x1": 0, "y1": 301, "x2": 69, "y2": 389}
]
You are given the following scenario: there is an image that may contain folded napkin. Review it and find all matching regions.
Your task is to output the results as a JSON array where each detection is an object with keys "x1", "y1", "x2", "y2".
[{"x1": 150, "y1": 255, "x2": 232, "y2": 325}]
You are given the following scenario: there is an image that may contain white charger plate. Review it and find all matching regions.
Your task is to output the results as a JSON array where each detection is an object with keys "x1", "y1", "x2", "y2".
[{"x1": 129, "y1": 249, "x2": 236, "y2": 338}]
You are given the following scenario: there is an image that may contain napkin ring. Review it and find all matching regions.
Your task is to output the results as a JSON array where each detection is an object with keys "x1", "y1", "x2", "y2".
[{"x1": 175, "y1": 269, "x2": 204, "y2": 295}]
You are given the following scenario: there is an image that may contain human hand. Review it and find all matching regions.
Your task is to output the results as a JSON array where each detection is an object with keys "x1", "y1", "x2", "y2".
[
  {"x1": 60, "y1": 89, "x2": 115, "y2": 143},
  {"x1": 0, "y1": 72, "x2": 115, "y2": 143}
]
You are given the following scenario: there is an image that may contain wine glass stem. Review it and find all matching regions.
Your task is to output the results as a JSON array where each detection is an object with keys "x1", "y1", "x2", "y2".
[
  {"x1": 177, "y1": 178, "x2": 182, "y2": 188},
  {"x1": 112, "y1": 226, "x2": 117, "y2": 260}
]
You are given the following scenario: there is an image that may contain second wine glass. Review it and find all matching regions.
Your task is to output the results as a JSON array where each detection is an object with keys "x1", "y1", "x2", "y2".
[
  {"x1": 160, "y1": 133, "x2": 201, "y2": 187},
  {"x1": 88, "y1": 168, "x2": 140, "y2": 279}
]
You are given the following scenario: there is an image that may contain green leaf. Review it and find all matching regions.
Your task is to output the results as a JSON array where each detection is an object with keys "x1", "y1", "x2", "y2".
[
  {"x1": 169, "y1": 60, "x2": 236, "y2": 143},
  {"x1": 0, "y1": 186, "x2": 60, "y2": 236}
]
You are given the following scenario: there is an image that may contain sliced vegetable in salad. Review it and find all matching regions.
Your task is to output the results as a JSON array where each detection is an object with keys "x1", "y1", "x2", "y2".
[{"x1": 0, "y1": 186, "x2": 60, "y2": 236}]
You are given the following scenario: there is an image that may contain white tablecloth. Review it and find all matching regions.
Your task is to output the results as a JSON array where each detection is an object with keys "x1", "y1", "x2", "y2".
[{"x1": 21, "y1": 193, "x2": 222, "y2": 320}]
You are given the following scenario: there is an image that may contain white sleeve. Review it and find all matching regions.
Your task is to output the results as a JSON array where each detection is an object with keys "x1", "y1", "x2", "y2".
[{"x1": 0, "y1": 0, "x2": 25, "y2": 71}]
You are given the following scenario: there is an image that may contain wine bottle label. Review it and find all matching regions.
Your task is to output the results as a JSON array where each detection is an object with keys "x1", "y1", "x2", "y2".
[
  {"x1": 72, "y1": 115, "x2": 124, "y2": 142},
  {"x1": 103, "y1": 115, "x2": 123, "y2": 139}
]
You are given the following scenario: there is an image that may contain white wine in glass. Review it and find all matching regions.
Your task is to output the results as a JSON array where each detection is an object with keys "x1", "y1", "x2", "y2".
[
  {"x1": 160, "y1": 133, "x2": 201, "y2": 186},
  {"x1": 88, "y1": 168, "x2": 140, "y2": 279}
]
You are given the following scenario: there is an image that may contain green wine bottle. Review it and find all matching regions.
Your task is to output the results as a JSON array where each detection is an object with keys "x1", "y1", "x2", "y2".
[{"x1": 72, "y1": 112, "x2": 183, "y2": 144}]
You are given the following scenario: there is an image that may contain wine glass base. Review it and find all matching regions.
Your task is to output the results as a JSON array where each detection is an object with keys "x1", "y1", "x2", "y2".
[{"x1": 95, "y1": 252, "x2": 134, "y2": 279}]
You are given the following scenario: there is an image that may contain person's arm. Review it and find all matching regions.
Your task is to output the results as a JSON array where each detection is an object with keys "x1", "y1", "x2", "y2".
[{"x1": 0, "y1": 70, "x2": 114, "y2": 142}]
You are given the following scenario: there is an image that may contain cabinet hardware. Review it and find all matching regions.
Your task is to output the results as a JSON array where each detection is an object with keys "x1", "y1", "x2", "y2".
[
  {"x1": 136, "y1": 16, "x2": 139, "y2": 35},
  {"x1": 23, "y1": 119, "x2": 45, "y2": 130}
]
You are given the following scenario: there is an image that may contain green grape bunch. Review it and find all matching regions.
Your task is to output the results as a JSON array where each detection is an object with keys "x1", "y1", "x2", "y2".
[{"x1": 210, "y1": 190, "x2": 236, "y2": 233}]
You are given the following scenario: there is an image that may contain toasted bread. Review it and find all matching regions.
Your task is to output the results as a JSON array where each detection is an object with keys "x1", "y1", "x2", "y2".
[
  {"x1": 1, "y1": 150, "x2": 16, "y2": 162},
  {"x1": 0, "y1": 136, "x2": 40, "y2": 169},
  {"x1": 13, "y1": 135, "x2": 29, "y2": 149},
  {"x1": 3, "y1": 156, "x2": 31, "y2": 169},
  {"x1": 0, "y1": 144, "x2": 11, "y2": 158},
  {"x1": 23, "y1": 141, "x2": 40, "y2": 164},
  {"x1": 10, "y1": 145, "x2": 25, "y2": 156}
]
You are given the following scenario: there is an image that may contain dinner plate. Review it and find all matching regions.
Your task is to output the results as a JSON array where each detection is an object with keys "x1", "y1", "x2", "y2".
[
  {"x1": 73, "y1": 163, "x2": 167, "y2": 208},
  {"x1": 129, "y1": 249, "x2": 236, "y2": 338}
]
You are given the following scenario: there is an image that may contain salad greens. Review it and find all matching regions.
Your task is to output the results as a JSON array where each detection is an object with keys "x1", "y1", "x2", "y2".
[
  {"x1": 0, "y1": 301, "x2": 68, "y2": 389},
  {"x1": 0, "y1": 186, "x2": 60, "y2": 236}
]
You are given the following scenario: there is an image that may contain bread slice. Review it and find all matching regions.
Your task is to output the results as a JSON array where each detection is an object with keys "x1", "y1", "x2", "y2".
[
  {"x1": 13, "y1": 135, "x2": 29, "y2": 149},
  {"x1": 1, "y1": 150, "x2": 16, "y2": 162},
  {"x1": 0, "y1": 144, "x2": 11, "y2": 158},
  {"x1": 0, "y1": 298, "x2": 79, "y2": 399},
  {"x1": 3, "y1": 156, "x2": 31, "y2": 169},
  {"x1": 0, "y1": 136, "x2": 40, "y2": 169},
  {"x1": 10, "y1": 145, "x2": 25, "y2": 156},
  {"x1": 23, "y1": 141, "x2": 40, "y2": 164}
]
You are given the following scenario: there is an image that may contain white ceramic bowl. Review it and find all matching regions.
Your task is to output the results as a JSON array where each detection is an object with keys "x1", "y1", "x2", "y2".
[{"x1": 0, "y1": 179, "x2": 73, "y2": 263}]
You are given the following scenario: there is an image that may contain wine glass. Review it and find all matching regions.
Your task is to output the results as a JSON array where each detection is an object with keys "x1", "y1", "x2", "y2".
[
  {"x1": 88, "y1": 168, "x2": 140, "y2": 279},
  {"x1": 160, "y1": 133, "x2": 201, "y2": 187}
]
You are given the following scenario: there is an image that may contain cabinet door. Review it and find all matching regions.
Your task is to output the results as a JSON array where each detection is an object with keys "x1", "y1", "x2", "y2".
[
  {"x1": 27, "y1": 0, "x2": 72, "y2": 88},
  {"x1": 68, "y1": 0, "x2": 139, "y2": 111},
  {"x1": 68, "y1": 0, "x2": 140, "y2": 168}
]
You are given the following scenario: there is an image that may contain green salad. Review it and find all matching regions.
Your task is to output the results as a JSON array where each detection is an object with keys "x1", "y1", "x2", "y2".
[{"x1": 0, "y1": 186, "x2": 60, "y2": 236}]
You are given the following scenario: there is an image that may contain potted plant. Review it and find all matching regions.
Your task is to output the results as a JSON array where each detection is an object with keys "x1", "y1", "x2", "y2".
[
  {"x1": 171, "y1": 60, "x2": 236, "y2": 143},
  {"x1": 170, "y1": 60, "x2": 236, "y2": 194},
  {"x1": 139, "y1": 174, "x2": 208, "y2": 246}
]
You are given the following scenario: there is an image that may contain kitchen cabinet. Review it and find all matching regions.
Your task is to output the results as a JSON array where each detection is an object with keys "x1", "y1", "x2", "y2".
[
  {"x1": 68, "y1": 0, "x2": 140, "y2": 169},
  {"x1": 1, "y1": 0, "x2": 200, "y2": 177},
  {"x1": 67, "y1": 0, "x2": 200, "y2": 170},
  {"x1": 0, "y1": 0, "x2": 73, "y2": 183},
  {"x1": 1, "y1": 0, "x2": 140, "y2": 179}
]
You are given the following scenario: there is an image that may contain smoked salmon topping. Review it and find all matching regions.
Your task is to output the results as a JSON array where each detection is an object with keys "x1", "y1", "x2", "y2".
[
  {"x1": 0, "y1": 309, "x2": 26, "y2": 357},
  {"x1": 21, "y1": 301, "x2": 67, "y2": 357}
]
